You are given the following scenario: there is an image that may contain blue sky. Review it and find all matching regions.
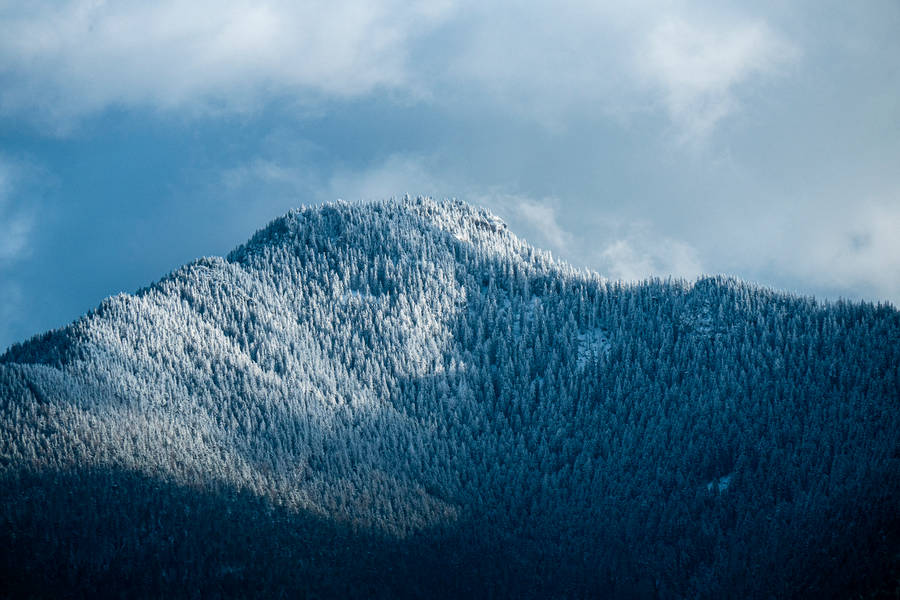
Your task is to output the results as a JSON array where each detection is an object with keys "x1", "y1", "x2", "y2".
[{"x1": 1, "y1": 0, "x2": 899, "y2": 350}]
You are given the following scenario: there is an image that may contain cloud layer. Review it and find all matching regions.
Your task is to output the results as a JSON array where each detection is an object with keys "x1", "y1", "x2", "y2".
[
  {"x1": 1, "y1": 0, "x2": 898, "y2": 350},
  {"x1": 638, "y1": 17, "x2": 795, "y2": 140},
  {"x1": 1, "y1": 0, "x2": 794, "y2": 140},
  {"x1": 0, "y1": 0, "x2": 451, "y2": 123}
]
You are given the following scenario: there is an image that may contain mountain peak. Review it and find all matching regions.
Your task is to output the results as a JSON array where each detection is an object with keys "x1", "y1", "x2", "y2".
[
  {"x1": 1, "y1": 196, "x2": 898, "y2": 598},
  {"x1": 228, "y1": 196, "x2": 519, "y2": 265},
  {"x1": 1, "y1": 197, "x2": 534, "y2": 367}
]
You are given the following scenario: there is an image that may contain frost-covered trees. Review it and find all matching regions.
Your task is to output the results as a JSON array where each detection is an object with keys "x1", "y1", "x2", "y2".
[{"x1": 1, "y1": 197, "x2": 898, "y2": 598}]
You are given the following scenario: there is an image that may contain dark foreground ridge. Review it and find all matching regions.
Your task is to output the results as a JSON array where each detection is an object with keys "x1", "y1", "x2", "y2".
[{"x1": 2, "y1": 197, "x2": 898, "y2": 598}]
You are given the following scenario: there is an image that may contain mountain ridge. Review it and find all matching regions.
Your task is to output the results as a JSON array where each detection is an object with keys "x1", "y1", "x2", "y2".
[
  {"x1": 1, "y1": 196, "x2": 898, "y2": 598},
  {"x1": 1, "y1": 197, "x2": 551, "y2": 364}
]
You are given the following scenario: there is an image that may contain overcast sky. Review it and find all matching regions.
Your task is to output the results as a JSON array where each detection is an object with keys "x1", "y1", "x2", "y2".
[{"x1": 1, "y1": 0, "x2": 899, "y2": 350}]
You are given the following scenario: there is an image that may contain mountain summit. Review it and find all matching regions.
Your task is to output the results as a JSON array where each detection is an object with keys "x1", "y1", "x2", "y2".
[{"x1": 2, "y1": 197, "x2": 898, "y2": 598}]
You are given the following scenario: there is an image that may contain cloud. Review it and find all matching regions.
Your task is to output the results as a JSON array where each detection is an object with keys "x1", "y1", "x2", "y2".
[
  {"x1": 0, "y1": 0, "x2": 454, "y2": 124},
  {"x1": 767, "y1": 198, "x2": 900, "y2": 305},
  {"x1": 428, "y1": 2, "x2": 796, "y2": 135},
  {"x1": 220, "y1": 150, "x2": 449, "y2": 205},
  {"x1": 0, "y1": 0, "x2": 796, "y2": 139},
  {"x1": 474, "y1": 193, "x2": 704, "y2": 282},
  {"x1": 222, "y1": 159, "x2": 315, "y2": 195},
  {"x1": 476, "y1": 194, "x2": 574, "y2": 253},
  {"x1": 0, "y1": 159, "x2": 34, "y2": 265},
  {"x1": 637, "y1": 16, "x2": 796, "y2": 141},
  {"x1": 595, "y1": 225, "x2": 705, "y2": 282},
  {"x1": 326, "y1": 155, "x2": 447, "y2": 203},
  {"x1": 511, "y1": 199, "x2": 573, "y2": 250}
]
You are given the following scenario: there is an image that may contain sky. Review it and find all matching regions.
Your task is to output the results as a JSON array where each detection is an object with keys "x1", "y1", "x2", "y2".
[{"x1": 1, "y1": 0, "x2": 899, "y2": 350}]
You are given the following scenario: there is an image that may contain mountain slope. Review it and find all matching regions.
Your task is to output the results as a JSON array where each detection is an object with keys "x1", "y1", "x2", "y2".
[{"x1": 2, "y1": 197, "x2": 899, "y2": 598}]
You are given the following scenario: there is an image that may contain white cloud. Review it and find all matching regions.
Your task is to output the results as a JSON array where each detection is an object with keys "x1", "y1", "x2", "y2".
[
  {"x1": 477, "y1": 195, "x2": 574, "y2": 253},
  {"x1": 637, "y1": 17, "x2": 796, "y2": 141},
  {"x1": 475, "y1": 194, "x2": 704, "y2": 282},
  {"x1": 767, "y1": 198, "x2": 900, "y2": 305},
  {"x1": 595, "y1": 226, "x2": 705, "y2": 282},
  {"x1": 429, "y1": 2, "x2": 796, "y2": 135},
  {"x1": 0, "y1": 0, "x2": 454, "y2": 124},
  {"x1": 0, "y1": 0, "x2": 796, "y2": 138},
  {"x1": 221, "y1": 151, "x2": 449, "y2": 204},
  {"x1": 512, "y1": 199, "x2": 573, "y2": 251}
]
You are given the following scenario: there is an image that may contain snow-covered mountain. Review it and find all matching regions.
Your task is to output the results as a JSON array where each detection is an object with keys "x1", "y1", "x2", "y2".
[{"x1": 1, "y1": 197, "x2": 898, "y2": 598}]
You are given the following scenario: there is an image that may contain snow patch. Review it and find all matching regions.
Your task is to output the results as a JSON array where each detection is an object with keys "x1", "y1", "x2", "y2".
[
  {"x1": 576, "y1": 327, "x2": 610, "y2": 369},
  {"x1": 338, "y1": 289, "x2": 378, "y2": 304},
  {"x1": 453, "y1": 230, "x2": 470, "y2": 243},
  {"x1": 707, "y1": 473, "x2": 733, "y2": 493}
]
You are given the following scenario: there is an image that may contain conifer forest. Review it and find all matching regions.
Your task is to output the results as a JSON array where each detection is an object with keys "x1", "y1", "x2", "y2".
[{"x1": 1, "y1": 198, "x2": 898, "y2": 598}]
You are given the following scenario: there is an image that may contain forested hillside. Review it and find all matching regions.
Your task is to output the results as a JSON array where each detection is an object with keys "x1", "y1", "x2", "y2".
[{"x1": 1, "y1": 197, "x2": 898, "y2": 598}]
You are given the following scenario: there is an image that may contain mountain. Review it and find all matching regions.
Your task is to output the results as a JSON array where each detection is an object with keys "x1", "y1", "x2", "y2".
[{"x1": 1, "y1": 197, "x2": 898, "y2": 598}]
